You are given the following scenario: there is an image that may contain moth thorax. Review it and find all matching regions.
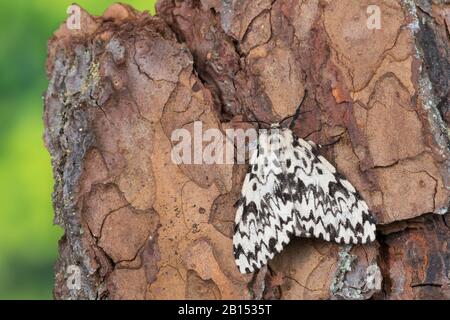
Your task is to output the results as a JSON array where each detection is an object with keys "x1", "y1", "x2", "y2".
[{"x1": 270, "y1": 123, "x2": 281, "y2": 129}]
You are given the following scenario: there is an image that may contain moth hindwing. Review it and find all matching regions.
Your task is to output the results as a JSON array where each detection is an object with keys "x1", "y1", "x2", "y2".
[{"x1": 233, "y1": 126, "x2": 376, "y2": 274}]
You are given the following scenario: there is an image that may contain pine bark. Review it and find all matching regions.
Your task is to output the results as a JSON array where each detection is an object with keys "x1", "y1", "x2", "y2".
[{"x1": 44, "y1": 1, "x2": 450, "y2": 300}]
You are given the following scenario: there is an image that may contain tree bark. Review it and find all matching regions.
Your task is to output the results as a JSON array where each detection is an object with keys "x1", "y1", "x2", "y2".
[{"x1": 44, "y1": 1, "x2": 450, "y2": 300}]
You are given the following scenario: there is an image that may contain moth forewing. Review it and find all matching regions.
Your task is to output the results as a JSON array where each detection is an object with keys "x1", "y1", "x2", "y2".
[{"x1": 233, "y1": 126, "x2": 376, "y2": 274}]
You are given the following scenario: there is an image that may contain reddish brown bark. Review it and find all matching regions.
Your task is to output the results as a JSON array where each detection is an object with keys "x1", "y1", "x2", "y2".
[{"x1": 45, "y1": 1, "x2": 450, "y2": 300}]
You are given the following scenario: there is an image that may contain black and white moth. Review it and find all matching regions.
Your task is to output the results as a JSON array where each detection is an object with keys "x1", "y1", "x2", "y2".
[{"x1": 233, "y1": 124, "x2": 376, "y2": 274}]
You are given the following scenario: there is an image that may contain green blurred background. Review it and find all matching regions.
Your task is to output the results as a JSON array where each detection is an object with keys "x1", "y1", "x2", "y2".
[{"x1": 0, "y1": 0, "x2": 156, "y2": 300}]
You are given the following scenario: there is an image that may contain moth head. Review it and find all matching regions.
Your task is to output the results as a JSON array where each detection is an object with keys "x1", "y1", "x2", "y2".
[{"x1": 270, "y1": 123, "x2": 281, "y2": 129}]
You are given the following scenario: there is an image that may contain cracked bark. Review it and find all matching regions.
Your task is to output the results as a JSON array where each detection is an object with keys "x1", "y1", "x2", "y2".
[{"x1": 45, "y1": 1, "x2": 450, "y2": 300}]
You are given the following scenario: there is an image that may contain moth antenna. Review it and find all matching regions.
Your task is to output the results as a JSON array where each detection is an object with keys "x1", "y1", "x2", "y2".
[
  {"x1": 288, "y1": 90, "x2": 308, "y2": 130},
  {"x1": 234, "y1": 108, "x2": 271, "y2": 129},
  {"x1": 234, "y1": 120, "x2": 271, "y2": 127},
  {"x1": 277, "y1": 90, "x2": 309, "y2": 128}
]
